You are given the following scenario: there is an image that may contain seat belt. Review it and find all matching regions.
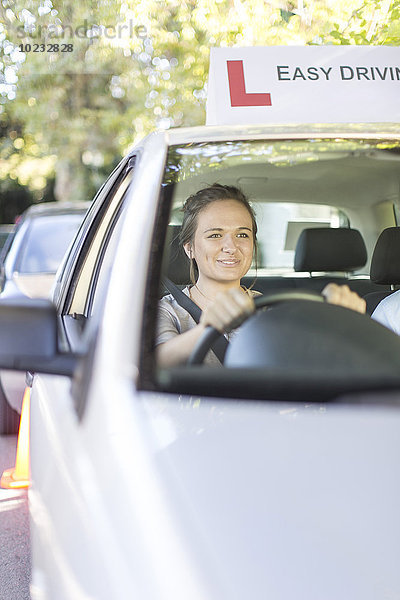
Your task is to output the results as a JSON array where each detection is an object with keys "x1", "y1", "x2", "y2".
[{"x1": 163, "y1": 278, "x2": 229, "y2": 363}]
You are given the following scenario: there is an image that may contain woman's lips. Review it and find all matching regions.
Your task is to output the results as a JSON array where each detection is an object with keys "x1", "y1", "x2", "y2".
[{"x1": 217, "y1": 259, "x2": 240, "y2": 266}]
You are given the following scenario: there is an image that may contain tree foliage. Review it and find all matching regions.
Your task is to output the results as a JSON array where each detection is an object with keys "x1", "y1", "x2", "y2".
[
  {"x1": 321, "y1": 0, "x2": 400, "y2": 45},
  {"x1": 0, "y1": 0, "x2": 399, "y2": 210}
]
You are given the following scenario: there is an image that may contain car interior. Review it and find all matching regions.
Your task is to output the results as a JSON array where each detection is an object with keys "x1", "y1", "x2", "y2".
[{"x1": 142, "y1": 137, "x2": 400, "y2": 401}]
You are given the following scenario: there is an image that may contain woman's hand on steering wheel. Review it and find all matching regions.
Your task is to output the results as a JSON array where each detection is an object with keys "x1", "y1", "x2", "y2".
[
  {"x1": 199, "y1": 288, "x2": 255, "y2": 334},
  {"x1": 188, "y1": 285, "x2": 366, "y2": 365},
  {"x1": 189, "y1": 289, "x2": 324, "y2": 365}
]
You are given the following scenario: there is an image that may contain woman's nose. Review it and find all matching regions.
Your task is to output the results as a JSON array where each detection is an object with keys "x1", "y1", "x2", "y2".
[{"x1": 222, "y1": 234, "x2": 236, "y2": 252}]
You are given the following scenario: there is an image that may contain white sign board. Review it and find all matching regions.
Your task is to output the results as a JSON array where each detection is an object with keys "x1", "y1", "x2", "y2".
[{"x1": 206, "y1": 46, "x2": 400, "y2": 125}]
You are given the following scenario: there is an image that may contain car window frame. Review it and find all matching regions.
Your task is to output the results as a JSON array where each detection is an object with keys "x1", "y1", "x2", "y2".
[
  {"x1": 54, "y1": 155, "x2": 136, "y2": 313},
  {"x1": 1, "y1": 218, "x2": 30, "y2": 277},
  {"x1": 86, "y1": 200, "x2": 129, "y2": 320},
  {"x1": 136, "y1": 135, "x2": 400, "y2": 396},
  {"x1": 55, "y1": 153, "x2": 139, "y2": 352},
  {"x1": 137, "y1": 180, "x2": 174, "y2": 390},
  {"x1": 67, "y1": 171, "x2": 133, "y2": 317}
]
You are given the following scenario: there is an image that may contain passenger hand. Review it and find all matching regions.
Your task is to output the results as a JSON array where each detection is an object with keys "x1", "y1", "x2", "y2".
[
  {"x1": 200, "y1": 288, "x2": 255, "y2": 333},
  {"x1": 322, "y1": 283, "x2": 366, "y2": 314}
]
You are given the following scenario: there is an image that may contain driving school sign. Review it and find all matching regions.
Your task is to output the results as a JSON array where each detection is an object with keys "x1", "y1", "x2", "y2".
[{"x1": 206, "y1": 46, "x2": 400, "y2": 125}]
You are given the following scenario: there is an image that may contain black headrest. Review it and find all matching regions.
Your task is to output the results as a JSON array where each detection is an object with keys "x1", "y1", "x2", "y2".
[
  {"x1": 294, "y1": 228, "x2": 367, "y2": 273},
  {"x1": 370, "y1": 227, "x2": 400, "y2": 284},
  {"x1": 166, "y1": 225, "x2": 190, "y2": 285}
]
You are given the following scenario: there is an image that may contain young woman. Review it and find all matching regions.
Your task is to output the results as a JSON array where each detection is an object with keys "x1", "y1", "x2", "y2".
[{"x1": 157, "y1": 184, "x2": 366, "y2": 367}]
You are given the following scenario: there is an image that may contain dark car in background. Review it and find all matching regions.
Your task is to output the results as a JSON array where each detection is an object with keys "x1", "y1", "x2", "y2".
[{"x1": 0, "y1": 201, "x2": 90, "y2": 433}]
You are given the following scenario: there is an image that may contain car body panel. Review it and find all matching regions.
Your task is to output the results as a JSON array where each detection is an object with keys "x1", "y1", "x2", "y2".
[
  {"x1": 1, "y1": 370, "x2": 26, "y2": 413},
  {"x1": 30, "y1": 362, "x2": 400, "y2": 599}
]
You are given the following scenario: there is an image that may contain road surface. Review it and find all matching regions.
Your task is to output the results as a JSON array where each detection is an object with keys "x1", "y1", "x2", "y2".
[{"x1": 0, "y1": 434, "x2": 31, "y2": 600}]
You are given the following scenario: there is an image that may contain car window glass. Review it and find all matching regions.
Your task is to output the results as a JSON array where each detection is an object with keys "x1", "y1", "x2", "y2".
[
  {"x1": 2, "y1": 220, "x2": 29, "y2": 275},
  {"x1": 68, "y1": 170, "x2": 132, "y2": 316},
  {"x1": 0, "y1": 225, "x2": 14, "y2": 254},
  {"x1": 163, "y1": 139, "x2": 400, "y2": 279},
  {"x1": 252, "y1": 202, "x2": 349, "y2": 270},
  {"x1": 17, "y1": 214, "x2": 84, "y2": 274},
  {"x1": 138, "y1": 136, "x2": 400, "y2": 395},
  {"x1": 88, "y1": 204, "x2": 127, "y2": 318}
]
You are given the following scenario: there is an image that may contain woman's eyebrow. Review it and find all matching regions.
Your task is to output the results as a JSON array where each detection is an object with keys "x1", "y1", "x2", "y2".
[{"x1": 203, "y1": 226, "x2": 252, "y2": 233}]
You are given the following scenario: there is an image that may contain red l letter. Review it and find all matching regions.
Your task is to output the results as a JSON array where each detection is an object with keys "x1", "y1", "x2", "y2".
[{"x1": 227, "y1": 60, "x2": 272, "y2": 107}]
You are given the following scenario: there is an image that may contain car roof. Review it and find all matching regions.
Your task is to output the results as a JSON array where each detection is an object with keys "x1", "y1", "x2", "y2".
[
  {"x1": 161, "y1": 122, "x2": 400, "y2": 145},
  {"x1": 20, "y1": 201, "x2": 91, "y2": 219}
]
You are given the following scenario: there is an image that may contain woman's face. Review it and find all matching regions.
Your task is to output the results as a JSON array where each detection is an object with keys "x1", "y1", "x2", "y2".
[{"x1": 184, "y1": 199, "x2": 254, "y2": 286}]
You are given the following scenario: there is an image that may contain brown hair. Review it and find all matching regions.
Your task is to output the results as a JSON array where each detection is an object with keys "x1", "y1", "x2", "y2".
[{"x1": 179, "y1": 183, "x2": 258, "y2": 284}]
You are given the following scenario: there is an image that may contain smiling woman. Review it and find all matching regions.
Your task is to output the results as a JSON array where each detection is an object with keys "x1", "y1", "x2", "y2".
[
  {"x1": 180, "y1": 184, "x2": 256, "y2": 286},
  {"x1": 156, "y1": 182, "x2": 365, "y2": 368},
  {"x1": 157, "y1": 184, "x2": 258, "y2": 367}
]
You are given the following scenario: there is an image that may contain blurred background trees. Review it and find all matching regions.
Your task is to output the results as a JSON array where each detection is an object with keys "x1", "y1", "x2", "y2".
[{"x1": 0, "y1": 0, "x2": 399, "y2": 219}]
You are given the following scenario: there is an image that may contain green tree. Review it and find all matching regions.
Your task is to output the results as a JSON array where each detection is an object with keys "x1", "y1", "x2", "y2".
[
  {"x1": 321, "y1": 0, "x2": 400, "y2": 45},
  {"x1": 1, "y1": 0, "x2": 137, "y2": 202},
  {"x1": 1, "y1": 0, "x2": 398, "y2": 207}
]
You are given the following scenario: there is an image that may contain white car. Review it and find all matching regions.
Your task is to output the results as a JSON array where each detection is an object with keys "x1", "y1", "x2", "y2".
[{"x1": 1, "y1": 124, "x2": 400, "y2": 600}]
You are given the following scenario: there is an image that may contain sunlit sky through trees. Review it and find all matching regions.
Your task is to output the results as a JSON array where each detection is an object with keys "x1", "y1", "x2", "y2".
[{"x1": 0, "y1": 0, "x2": 399, "y2": 211}]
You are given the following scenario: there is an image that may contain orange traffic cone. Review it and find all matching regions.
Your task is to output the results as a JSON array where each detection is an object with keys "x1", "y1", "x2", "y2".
[{"x1": 1, "y1": 387, "x2": 31, "y2": 489}]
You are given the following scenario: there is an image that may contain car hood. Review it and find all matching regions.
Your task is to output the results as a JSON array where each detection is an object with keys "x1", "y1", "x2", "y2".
[{"x1": 144, "y1": 391, "x2": 400, "y2": 599}]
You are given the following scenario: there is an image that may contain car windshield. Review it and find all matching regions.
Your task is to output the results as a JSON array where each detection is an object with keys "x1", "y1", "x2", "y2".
[
  {"x1": 151, "y1": 135, "x2": 400, "y2": 401},
  {"x1": 18, "y1": 213, "x2": 84, "y2": 274},
  {"x1": 164, "y1": 138, "x2": 400, "y2": 273}
]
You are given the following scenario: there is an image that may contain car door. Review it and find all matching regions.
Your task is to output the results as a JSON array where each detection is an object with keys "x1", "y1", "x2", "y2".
[{"x1": 28, "y1": 153, "x2": 140, "y2": 598}]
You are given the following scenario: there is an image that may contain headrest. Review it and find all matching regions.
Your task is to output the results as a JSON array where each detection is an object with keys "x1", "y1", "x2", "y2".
[
  {"x1": 370, "y1": 227, "x2": 400, "y2": 284},
  {"x1": 166, "y1": 225, "x2": 190, "y2": 285},
  {"x1": 294, "y1": 227, "x2": 367, "y2": 273}
]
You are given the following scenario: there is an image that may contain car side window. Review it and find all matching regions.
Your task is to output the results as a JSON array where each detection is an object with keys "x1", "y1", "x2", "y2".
[
  {"x1": 64, "y1": 159, "x2": 135, "y2": 324},
  {"x1": 88, "y1": 203, "x2": 128, "y2": 318}
]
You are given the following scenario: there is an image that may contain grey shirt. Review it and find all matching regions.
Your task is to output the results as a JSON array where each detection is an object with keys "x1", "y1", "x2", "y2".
[{"x1": 156, "y1": 287, "x2": 260, "y2": 366}]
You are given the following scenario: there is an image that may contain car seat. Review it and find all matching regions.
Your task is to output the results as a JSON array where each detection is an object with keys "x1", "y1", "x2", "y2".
[
  {"x1": 165, "y1": 224, "x2": 190, "y2": 286},
  {"x1": 294, "y1": 227, "x2": 367, "y2": 274},
  {"x1": 364, "y1": 227, "x2": 400, "y2": 315}
]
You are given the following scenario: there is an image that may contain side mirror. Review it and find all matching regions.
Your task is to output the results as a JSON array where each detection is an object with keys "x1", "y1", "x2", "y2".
[{"x1": 0, "y1": 297, "x2": 79, "y2": 375}]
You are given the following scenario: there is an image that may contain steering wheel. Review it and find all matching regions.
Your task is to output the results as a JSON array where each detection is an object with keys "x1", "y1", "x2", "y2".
[{"x1": 187, "y1": 289, "x2": 325, "y2": 365}]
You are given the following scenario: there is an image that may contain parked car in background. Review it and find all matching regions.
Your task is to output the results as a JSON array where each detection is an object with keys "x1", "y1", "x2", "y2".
[
  {"x1": 0, "y1": 202, "x2": 90, "y2": 300},
  {"x1": 1, "y1": 124, "x2": 400, "y2": 599},
  {"x1": 0, "y1": 201, "x2": 90, "y2": 433}
]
